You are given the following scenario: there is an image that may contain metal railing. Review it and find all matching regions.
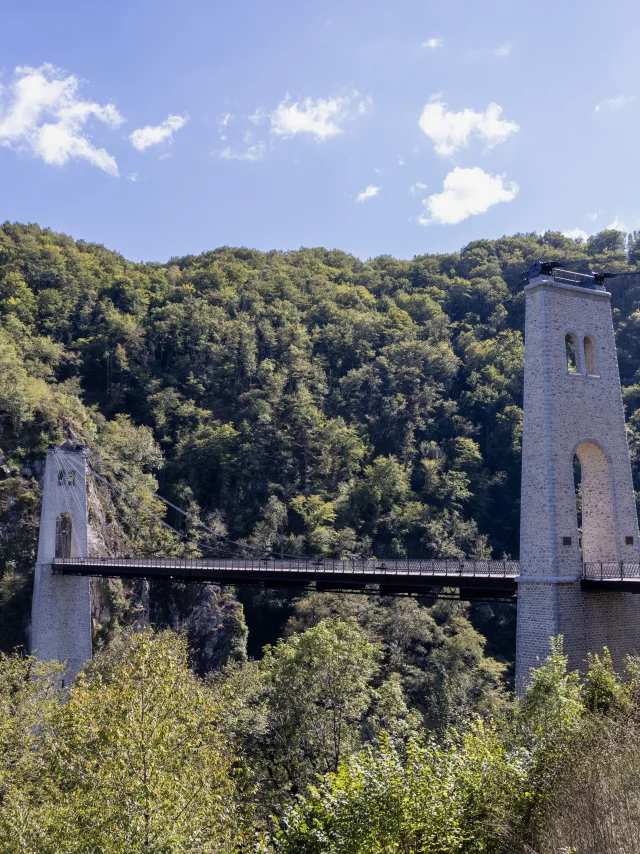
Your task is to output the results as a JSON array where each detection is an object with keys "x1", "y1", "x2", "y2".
[
  {"x1": 53, "y1": 556, "x2": 520, "y2": 578},
  {"x1": 583, "y1": 562, "x2": 640, "y2": 581}
]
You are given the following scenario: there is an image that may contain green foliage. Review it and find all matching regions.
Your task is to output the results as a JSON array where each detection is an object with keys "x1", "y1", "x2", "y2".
[
  {"x1": 222, "y1": 618, "x2": 407, "y2": 814},
  {"x1": 1, "y1": 624, "x2": 640, "y2": 852},
  {"x1": 0, "y1": 631, "x2": 249, "y2": 853},
  {"x1": 5, "y1": 223, "x2": 640, "y2": 849},
  {"x1": 286, "y1": 594, "x2": 507, "y2": 732},
  {"x1": 268, "y1": 724, "x2": 527, "y2": 854}
]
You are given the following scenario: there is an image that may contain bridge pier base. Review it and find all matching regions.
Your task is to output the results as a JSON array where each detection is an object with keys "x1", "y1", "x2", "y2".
[
  {"x1": 30, "y1": 444, "x2": 92, "y2": 685},
  {"x1": 516, "y1": 579, "x2": 640, "y2": 685}
]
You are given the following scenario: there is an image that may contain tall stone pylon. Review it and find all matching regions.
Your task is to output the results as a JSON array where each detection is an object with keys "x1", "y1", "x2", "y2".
[
  {"x1": 30, "y1": 443, "x2": 92, "y2": 684},
  {"x1": 516, "y1": 268, "x2": 640, "y2": 688}
]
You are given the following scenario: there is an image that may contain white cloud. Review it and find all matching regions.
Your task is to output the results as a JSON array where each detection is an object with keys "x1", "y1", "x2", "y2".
[
  {"x1": 587, "y1": 211, "x2": 600, "y2": 221},
  {"x1": 355, "y1": 185, "x2": 380, "y2": 203},
  {"x1": 422, "y1": 38, "x2": 443, "y2": 49},
  {"x1": 270, "y1": 92, "x2": 370, "y2": 141},
  {"x1": 410, "y1": 181, "x2": 427, "y2": 195},
  {"x1": 595, "y1": 95, "x2": 636, "y2": 112},
  {"x1": 418, "y1": 95, "x2": 519, "y2": 156},
  {"x1": 418, "y1": 166, "x2": 518, "y2": 225},
  {"x1": 0, "y1": 63, "x2": 123, "y2": 175},
  {"x1": 606, "y1": 216, "x2": 629, "y2": 231},
  {"x1": 218, "y1": 112, "x2": 234, "y2": 140},
  {"x1": 218, "y1": 141, "x2": 265, "y2": 162},
  {"x1": 248, "y1": 108, "x2": 267, "y2": 125},
  {"x1": 126, "y1": 171, "x2": 139, "y2": 182},
  {"x1": 398, "y1": 155, "x2": 405, "y2": 166},
  {"x1": 562, "y1": 228, "x2": 588, "y2": 241},
  {"x1": 493, "y1": 42, "x2": 512, "y2": 57},
  {"x1": 129, "y1": 113, "x2": 188, "y2": 151}
]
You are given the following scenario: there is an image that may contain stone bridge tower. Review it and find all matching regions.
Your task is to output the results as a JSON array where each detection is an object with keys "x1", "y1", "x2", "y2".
[
  {"x1": 30, "y1": 443, "x2": 92, "y2": 684},
  {"x1": 516, "y1": 268, "x2": 640, "y2": 686}
]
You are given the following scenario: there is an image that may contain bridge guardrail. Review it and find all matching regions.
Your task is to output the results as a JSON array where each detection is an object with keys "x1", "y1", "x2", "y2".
[
  {"x1": 582, "y1": 562, "x2": 640, "y2": 581},
  {"x1": 53, "y1": 556, "x2": 520, "y2": 577}
]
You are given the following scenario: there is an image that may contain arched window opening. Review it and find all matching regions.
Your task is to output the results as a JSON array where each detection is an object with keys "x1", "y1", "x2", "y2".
[
  {"x1": 574, "y1": 442, "x2": 617, "y2": 564},
  {"x1": 55, "y1": 513, "x2": 74, "y2": 559},
  {"x1": 565, "y1": 333, "x2": 579, "y2": 373},
  {"x1": 68, "y1": 470, "x2": 76, "y2": 486},
  {"x1": 584, "y1": 335, "x2": 597, "y2": 375},
  {"x1": 57, "y1": 470, "x2": 65, "y2": 486},
  {"x1": 573, "y1": 454, "x2": 583, "y2": 557}
]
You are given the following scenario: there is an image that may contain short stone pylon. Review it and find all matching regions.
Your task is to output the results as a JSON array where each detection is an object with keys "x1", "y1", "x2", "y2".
[{"x1": 30, "y1": 443, "x2": 92, "y2": 684}]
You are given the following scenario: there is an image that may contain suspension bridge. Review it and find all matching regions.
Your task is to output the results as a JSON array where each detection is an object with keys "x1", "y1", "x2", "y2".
[
  {"x1": 29, "y1": 263, "x2": 640, "y2": 687},
  {"x1": 50, "y1": 445, "x2": 520, "y2": 599},
  {"x1": 48, "y1": 445, "x2": 640, "y2": 599}
]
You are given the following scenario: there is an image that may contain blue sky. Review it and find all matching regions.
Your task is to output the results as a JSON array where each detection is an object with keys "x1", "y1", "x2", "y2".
[{"x1": 1, "y1": 0, "x2": 639, "y2": 262}]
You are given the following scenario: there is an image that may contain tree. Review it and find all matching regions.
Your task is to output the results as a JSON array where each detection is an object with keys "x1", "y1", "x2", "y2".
[
  {"x1": 268, "y1": 724, "x2": 526, "y2": 854},
  {"x1": 20, "y1": 630, "x2": 249, "y2": 853},
  {"x1": 224, "y1": 618, "x2": 388, "y2": 813}
]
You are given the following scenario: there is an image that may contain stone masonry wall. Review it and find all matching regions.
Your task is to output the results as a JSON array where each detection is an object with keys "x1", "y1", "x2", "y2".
[
  {"x1": 30, "y1": 445, "x2": 92, "y2": 684},
  {"x1": 516, "y1": 276, "x2": 640, "y2": 686}
]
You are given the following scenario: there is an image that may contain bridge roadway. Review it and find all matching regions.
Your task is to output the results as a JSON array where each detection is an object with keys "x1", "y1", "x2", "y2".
[
  {"x1": 53, "y1": 556, "x2": 520, "y2": 598},
  {"x1": 52, "y1": 558, "x2": 640, "y2": 597}
]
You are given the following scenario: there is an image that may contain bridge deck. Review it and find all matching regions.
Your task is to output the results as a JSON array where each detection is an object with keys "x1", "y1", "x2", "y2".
[
  {"x1": 53, "y1": 557, "x2": 519, "y2": 597},
  {"x1": 52, "y1": 558, "x2": 640, "y2": 596},
  {"x1": 581, "y1": 562, "x2": 640, "y2": 592}
]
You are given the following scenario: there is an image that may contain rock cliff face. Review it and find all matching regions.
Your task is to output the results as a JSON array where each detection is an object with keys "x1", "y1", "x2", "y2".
[{"x1": 147, "y1": 581, "x2": 248, "y2": 673}]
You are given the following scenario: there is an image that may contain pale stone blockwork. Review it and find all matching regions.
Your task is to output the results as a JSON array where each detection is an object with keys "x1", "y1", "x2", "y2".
[
  {"x1": 30, "y1": 444, "x2": 92, "y2": 684},
  {"x1": 516, "y1": 276, "x2": 640, "y2": 687}
]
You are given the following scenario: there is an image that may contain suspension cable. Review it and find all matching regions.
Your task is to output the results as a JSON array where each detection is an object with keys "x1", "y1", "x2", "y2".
[
  {"x1": 88, "y1": 466, "x2": 235, "y2": 558},
  {"x1": 85, "y1": 448, "x2": 297, "y2": 558}
]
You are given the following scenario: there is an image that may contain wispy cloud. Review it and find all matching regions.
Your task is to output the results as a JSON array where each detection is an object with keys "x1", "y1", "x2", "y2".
[
  {"x1": 409, "y1": 181, "x2": 427, "y2": 195},
  {"x1": 129, "y1": 113, "x2": 188, "y2": 151},
  {"x1": 562, "y1": 228, "x2": 588, "y2": 241},
  {"x1": 595, "y1": 95, "x2": 636, "y2": 112},
  {"x1": 355, "y1": 185, "x2": 380, "y2": 203},
  {"x1": 216, "y1": 91, "x2": 370, "y2": 163},
  {"x1": 587, "y1": 211, "x2": 600, "y2": 221},
  {"x1": 418, "y1": 166, "x2": 518, "y2": 225},
  {"x1": 217, "y1": 141, "x2": 265, "y2": 162},
  {"x1": 493, "y1": 42, "x2": 512, "y2": 57},
  {"x1": 270, "y1": 92, "x2": 371, "y2": 141},
  {"x1": 418, "y1": 95, "x2": 519, "y2": 156},
  {"x1": 422, "y1": 38, "x2": 443, "y2": 49},
  {"x1": 217, "y1": 112, "x2": 234, "y2": 140},
  {"x1": 248, "y1": 107, "x2": 267, "y2": 125},
  {"x1": 126, "y1": 172, "x2": 139, "y2": 182},
  {"x1": 606, "y1": 216, "x2": 629, "y2": 231},
  {"x1": 0, "y1": 63, "x2": 123, "y2": 175}
]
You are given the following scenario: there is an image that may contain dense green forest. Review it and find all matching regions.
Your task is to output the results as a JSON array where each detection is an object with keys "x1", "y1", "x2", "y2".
[
  {"x1": 3, "y1": 222, "x2": 640, "y2": 658},
  {"x1": 3, "y1": 222, "x2": 640, "y2": 850}
]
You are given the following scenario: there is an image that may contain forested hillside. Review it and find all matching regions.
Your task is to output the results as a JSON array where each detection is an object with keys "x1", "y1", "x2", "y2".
[{"x1": 3, "y1": 221, "x2": 640, "y2": 666}]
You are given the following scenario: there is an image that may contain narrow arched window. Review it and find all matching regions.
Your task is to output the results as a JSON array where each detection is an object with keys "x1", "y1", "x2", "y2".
[
  {"x1": 584, "y1": 335, "x2": 597, "y2": 375},
  {"x1": 58, "y1": 470, "x2": 65, "y2": 486},
  {"x1": 565, "y1": 333, "x2": 579, "y2": 373},
  {"x1": 55, "y1": 513, "x2": 74, "y2": 559},
  {"x1": 68, "y1": 471, "x2": 76, "y2": 486}
]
